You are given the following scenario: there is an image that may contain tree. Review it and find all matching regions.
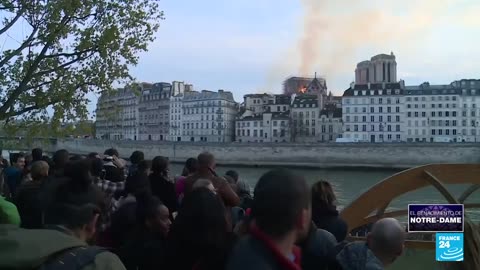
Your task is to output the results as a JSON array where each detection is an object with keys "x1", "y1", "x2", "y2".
[{"x1": 0, "y1": 0, "x2": 163, "y2": 126}]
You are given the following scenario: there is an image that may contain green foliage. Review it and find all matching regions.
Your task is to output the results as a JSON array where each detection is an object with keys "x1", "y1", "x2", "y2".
[{"x1": 0, "y1": 0, "x2": 163, "y2": 131}]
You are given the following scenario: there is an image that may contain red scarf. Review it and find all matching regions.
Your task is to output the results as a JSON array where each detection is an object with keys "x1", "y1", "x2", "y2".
[{"x1": 249, "y1": 225, "x2": 302, "y2": 270}]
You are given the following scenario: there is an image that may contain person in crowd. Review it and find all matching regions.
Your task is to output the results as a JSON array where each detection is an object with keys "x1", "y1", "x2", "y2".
[
  {"x1": 192, "y1": 178, "x2": 217, "y2": 193},
  {"x1": 0, "y1": 150, "x2": 9, "y2": 169},
  {"x1": 15, "y1": 161, "x2": 49, "y2": 229},
  {"x1": 0, "y1": 159, "x2": 126, "y2": 270},
  {"x1": 185, "y1": 152, "x2": 239, "y2": 207},
  {"x1": 117, "y1": 192, "x2": 171, "y2": 270},
  {"x1": 311, "y1": 180, "x2": 348, "y2": 242},
  {"x1": 31, "y1": 148, "x2": 43, "y2": 162},
  {"x1": 88, "y1": 152, "x2": 100, "y2": 159},
  {"x1": 110, "y1": 172, "x2": 151, "y2": 249},
  {"x1": 69, "y1": 154, "x2": 85, "y2": 161},
  {"x1": 92, "y1": 158, "x2": 125, "y2": 199},
  {"x1": 175, "y1": 157, "x2": 198, "y2": 204},
  {"x1": 149, "y1": 156, "x2": 177, "y2": 214},
  {"x1": 226, "y1": 169, "x2": 311, "y2": 270},
  {"x1": 225, "y1": 170, "x2": 253, "y2": 210},
  {"x1": 3, "y1": 152, "x2": 26, "y2": 198},
  {"x1": 50, "y1": 149, "x2": 69, "y2": 177},
  {"x1": 297, "y1": 221, "x2": 342, "y2": 270},
  {"x1": 103, "y1": 148, "x2": 126, "y2": 183},
  {"x1": 128, "y1": 151, "x2": 145, "y2": 177},
  {"x1": 0, "y1": 172, "x2": 20, "y2": 225},
  {"x1": 167, "y1": 187, "x2": 235, "y2": 270},
  {"x1": 336, "y1": 218, "x2": 405, "y2": 270}
]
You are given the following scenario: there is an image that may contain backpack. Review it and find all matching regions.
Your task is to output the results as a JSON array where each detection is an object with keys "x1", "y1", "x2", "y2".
[{"x1": 38, "y1": 246, "x2": 106, "y2": 270}]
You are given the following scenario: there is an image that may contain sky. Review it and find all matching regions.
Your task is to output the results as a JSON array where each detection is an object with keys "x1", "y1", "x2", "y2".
[
  {"x1": 128, "y1": 0, "x2": 480, "y2": 104},
  {"x1": 3, "y1": 0, "x2": 480, "y2": 116}
]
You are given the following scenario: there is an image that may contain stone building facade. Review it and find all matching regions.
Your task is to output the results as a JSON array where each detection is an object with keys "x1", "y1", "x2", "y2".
[
  {"x1": 95, "y1": 86, "x2": 139, "y2": 140},
  {"x1": 138, "y1": 82, "x2": 173, "y2": 141},
  {"x1": 182, "y1": 90, "x2": 237, "y2": 142},
  {"x1": 404, "y1": 79, "x2": 480, "y2": 143}
]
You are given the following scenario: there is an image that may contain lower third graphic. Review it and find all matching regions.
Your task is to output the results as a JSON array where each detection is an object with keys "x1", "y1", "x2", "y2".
[{"x1": 436, "y1": 233, "x2": 464, "y2": 261}]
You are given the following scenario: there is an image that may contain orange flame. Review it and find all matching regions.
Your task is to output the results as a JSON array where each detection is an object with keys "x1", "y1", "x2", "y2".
[{"x1": 299, "y1": 87, "x2": 307, "y2": 94}]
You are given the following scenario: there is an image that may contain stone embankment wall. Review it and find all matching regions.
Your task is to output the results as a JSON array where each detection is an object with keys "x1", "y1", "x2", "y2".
[
  {"x1": 12, "y1": 139, "x2": 477, "y2": 169},
  {"x1": 4, "y1": 139, "x2": 480, "y2": 169}
]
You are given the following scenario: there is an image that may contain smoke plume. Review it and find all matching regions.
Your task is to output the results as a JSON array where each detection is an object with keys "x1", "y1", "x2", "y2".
[{"x1": 296, "y1": 0, "x2": 458, "y2": 82}]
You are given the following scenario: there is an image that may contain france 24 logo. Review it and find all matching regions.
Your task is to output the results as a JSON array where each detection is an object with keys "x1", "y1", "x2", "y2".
[{"x1": 436, "y1": 233, "x2": 464, "y2": 262}]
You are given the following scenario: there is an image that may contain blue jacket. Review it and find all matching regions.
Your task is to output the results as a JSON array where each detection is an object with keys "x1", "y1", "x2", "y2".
[{"x1": 336, "y1": 242, "x2": 383, "y2": 270}]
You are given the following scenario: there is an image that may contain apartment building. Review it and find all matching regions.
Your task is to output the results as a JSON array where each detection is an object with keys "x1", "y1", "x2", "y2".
[{"x1": 182, "y1": 90, "x2": 237, "y2": 142}]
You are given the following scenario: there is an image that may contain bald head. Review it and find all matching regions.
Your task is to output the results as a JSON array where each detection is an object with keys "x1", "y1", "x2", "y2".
[
  {"x1": 197, "y1": 152, "x2": 215, "y2": 169},
  {"x1": 367, "y1": 218, "x2": 405, "y2": 264}
]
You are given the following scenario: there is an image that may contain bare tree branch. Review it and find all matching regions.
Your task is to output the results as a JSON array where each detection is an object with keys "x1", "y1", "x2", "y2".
[
  {"x1": 0, "y1": 7, "x2": 26, "y2": 35},
  {"x1": 43, "y1": 47, "x2": 96, "y2": 59},
  {"x1": 0, "y1": 15, "x2": 71, "y2": 115},
  {"x1": 4, "y1": 81, "x2": 93, "y2": 118},
  {"x1": 0, "y1": 26, "x2": 38, "y2": 67},
  {"x1": 33, "y1": 51, "x2": 94, "y2": 78}
]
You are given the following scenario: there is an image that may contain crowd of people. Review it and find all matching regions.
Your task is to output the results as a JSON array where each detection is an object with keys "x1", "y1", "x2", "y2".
[{"x1": 0, "y1": 147, "x2": 407, "y2": 270}]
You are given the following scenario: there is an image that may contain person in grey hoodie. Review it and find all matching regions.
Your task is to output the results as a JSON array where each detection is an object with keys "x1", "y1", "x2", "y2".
[{"x1": 337, "y1": 218, "x2": 405, "y2": 270}]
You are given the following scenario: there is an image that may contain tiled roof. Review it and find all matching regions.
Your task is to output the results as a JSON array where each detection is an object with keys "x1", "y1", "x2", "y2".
[
  {"x1": 342, "y1": 83, "x2": 403, "y2": 96},
  {"x1": 292, "y1": 94, "x2": 318, "y2": 106},
  {"x1": 183, "y1": 90, "x2": 236, "y2": 102}
]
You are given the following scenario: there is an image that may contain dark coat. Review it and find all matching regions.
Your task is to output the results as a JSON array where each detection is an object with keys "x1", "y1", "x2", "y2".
[
  {"x1": 149, "y1": 173, "x2": 177, "y2": 214},
  {"x1": 117, "y1": 230, "x2": 168, "y2": 270},
  {"x1": 15, "y1": 180, "x2": 44, "y2": 229},
  {"x1": 312, "y1": 207, "x2": 348, "y2": 242},
  {"x1": 298, "y1": 223, "x2": 343, "y2": 270},
  {"x1": 226, "y1": 226, "x2": 301, "y2": 270}
]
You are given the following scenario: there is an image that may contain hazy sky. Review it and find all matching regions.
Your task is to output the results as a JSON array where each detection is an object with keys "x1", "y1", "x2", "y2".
[
  {"x1": 4, "y1": 0, "x2": 480, "y2": 116},
  {"x1": 127, "y1": 0, "x2": 480, "y2": 104}
]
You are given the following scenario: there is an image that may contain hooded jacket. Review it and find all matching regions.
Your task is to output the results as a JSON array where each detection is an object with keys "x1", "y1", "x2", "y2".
[
  {"x1": 336, "y1": 242, "x2": 383, "y2": 270},
  {"x1": 0, "y1": 224, "x2": 126, "y2": 270}
]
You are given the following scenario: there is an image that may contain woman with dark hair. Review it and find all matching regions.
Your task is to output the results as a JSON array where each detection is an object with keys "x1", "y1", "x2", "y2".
[
  {"x1": 175, "y1": 158, "x2": 198, "y2": 204},
  {"x1": 128, "y1": 151, "x2": 145, "y2": 177},
  {"x1": 167, "y1": 188, "x2": 235, "y2": 270},
  {"x1": 149, "y1": 156, "x2": 177, "y2": 214},
  {"x1": 311, "y1": 180, "x2": 348, "y2": 242},
  {"x1": 117, "y1": 192, "x2": 171, "y2": 270}
]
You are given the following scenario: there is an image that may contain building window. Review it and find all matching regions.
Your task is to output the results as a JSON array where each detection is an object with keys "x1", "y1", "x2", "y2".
[
  {"x1": 388, "y1": 134, "x2": 392, "y2": 140},
  {"x1": 371, "y1": 116, "x2": 375, "y2": 122},
  {"x1": 396, "y1": 125, "x2": 400, "y2": 131},
  {"x1": 370, "y1": 107, "x2": 374, "y2": 113},
  {"x1": 273, "y1": 121, "x2": 278, "y2": 127},
  {"x1": 354, "y1": 125, "x2": 358, "y2": 131},
  {"x1": 396, "y1": 116, "x2": 400, "y2": 122},
  {"x1": 379, "y1": 98, "x2": 383, "y2": 104},
  {"x1": 379, "y1": 107, "x2": 383, "y2": 113},
  {"x1": 396, "y1": 134, "x2": 401, "y2": 140},
  {"x1": 379, "y1": 116, "x2": 383, "y2": 122},
  {"x1": 346, "y1": 125, "x2": 350, "y2": 132},
  {"x1": 362, "y1": 116, "x2": 367, "y2": 122},
  {"x1": 453, "y1": 120, "x2": 457, "y2": 126},
  {"x1": 453, "y1": 129, "x2": 457, "y2": 135},
  {"x1": 362, "y1": 125, "x2": 366, "y2": 131},
  {"x1": 387, "y1": 125, "x2": 392, "y2": 131},
  {"x1": 414, "y1": 112, "x2": 419, "y2": 117},
  {"x1": 439, "y1": 112, "x2": 443, "y2": 117},
  {"x1": 387, "y1": 116, "x2": 391, "y2": 122},
  {"x1": 408, "y1": 112, "x2": 412, "y2": 117},
  {"x1": 422, "y1": 112, "x2": 426, "y2": 117},
  {"x1": 446, "y1": 129, "x2": 450, "y2": 135},
  {"x1": 432, "y1": 129, "x2": 435, "y2": 135},
  {"x1": 432, "y1": 112, "x2": 436, "y2": 117},
  {"x1": 354, "y1": 116, "x2": 358, "y2": 122},
  {"x1": 346, "y1": 116, "x2": 350, "y2": 122},
  {"x1": 407, "y1": 104, "x2": 411, "y2": 109},
  {"x1": 371, "y1": 125, "x2": 375, "y2": 131},
  {"x1": 439, "y1": 129, "x2": 443, "y2": 135}
]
